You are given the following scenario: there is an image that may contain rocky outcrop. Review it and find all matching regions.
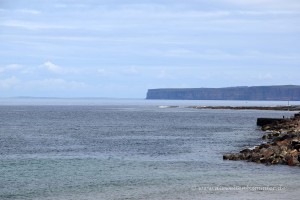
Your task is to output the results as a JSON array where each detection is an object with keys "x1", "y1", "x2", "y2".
[
  {"x1": 146, "y1": 85, "x2": 300, "y2": 100},
  {"x1": 223, "y1": 113, "x2": 300, "y2": 167},
  {"x1": 188, "y1": 106, "x2": 300, "y2": 111}
]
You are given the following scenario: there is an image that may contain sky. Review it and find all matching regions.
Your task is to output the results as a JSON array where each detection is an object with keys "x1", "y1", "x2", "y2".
[{"x1": 0, "y1": 0, "x2": 300, "y2": 98}]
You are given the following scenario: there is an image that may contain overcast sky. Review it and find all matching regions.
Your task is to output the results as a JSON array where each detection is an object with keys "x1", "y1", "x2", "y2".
[{"x1": 0, "y1": 0, "x2": 300, "y2": 98}]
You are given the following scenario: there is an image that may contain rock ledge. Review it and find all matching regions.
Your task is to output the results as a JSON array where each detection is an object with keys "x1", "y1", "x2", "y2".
[{"x1": 223, "y1": 113, "x2": 300, "y2": 167}]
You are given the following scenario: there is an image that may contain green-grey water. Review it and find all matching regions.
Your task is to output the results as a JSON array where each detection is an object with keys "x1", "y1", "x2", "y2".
[{"x1": 1, "y1": 100, "x2": 300, "y2": 199}]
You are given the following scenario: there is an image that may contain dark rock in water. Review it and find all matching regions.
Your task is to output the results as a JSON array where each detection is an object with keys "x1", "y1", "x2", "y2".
[
  {"x1": 262, "y1": 135, "x2": 267, "y2": 140},
  {"x1": 223, "y1": 153, "x2": 242, "y2": 161},
  {"x1": 223, "y1": 154, "x2": 231, "y2": 160}
]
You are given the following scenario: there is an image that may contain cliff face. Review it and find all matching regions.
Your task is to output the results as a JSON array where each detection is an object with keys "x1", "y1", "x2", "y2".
[{"x1": 146, "y1": 85, "x2": 300, "y2": 100}]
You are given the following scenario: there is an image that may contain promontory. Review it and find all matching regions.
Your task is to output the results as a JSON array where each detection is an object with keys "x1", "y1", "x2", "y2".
[{"x1": 146, "y1": 85, "x2": 300, "y2": 101}]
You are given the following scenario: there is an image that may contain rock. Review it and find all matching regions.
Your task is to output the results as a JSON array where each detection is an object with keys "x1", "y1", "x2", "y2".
[
  {"x1": 259, "y1": 143, "x2": 270, "y2": 149},
  {"x1": 291, "y1": 140, "x2": 300, "y2": 146},
  {"x1": 293, "y1": 157, "x2": 300, "y2": 165},
  {"x1": 224, "y1": 114, "x2": 300, "y2": 167},
  {"x1": 294, "y1": 144, "x2": 300, "y2": 151},
  {"x1": 262, "y1": 135, "x2": 267, "y2": 140},
  {"x1": 280, "y1": 146, "x2": 288, "y2": 152},
  {"x1": 273, "y1": 132, "x2": 280, "y2": 137},
  {"x1": 278, "y1": 134, "x2": 292, "y2": 141},
  {"x1": 251, "y1": 153, "x2": 261, "y2": 163},
  {"x1": 280, "y1": 151, "x2": 288, "y2": 158},
  {"x1": 271, "y1": 158, "x2": 280, "y2": 164},
  {"x1": 287, "y1": 157, "x2": 295, "y2": 166},
  {"x1": 223, "y1": 154, "x2": 240, "y2": 160},
  {"x1": 260, "y1": 157, "x2": 266, "y2": 163},
  {"x1": 271, "y1": 146, "x2": 281, "y2": 156},
  {"x1": 290, "y1": 149, "x2": 298, "y2": 157},
  {"x1": 262, "y1": 126, "x2": 271, "y2": 131},
  {"x1": 261, "y1": 149, "x2": 274, "y2": 159},
  {"x1": 276, "y1": 140, "x2": 289, "y2": 147},
  {"x1": 240, "y1": 149, "x2": 251, "y2": 154},
  {"x1": 223, "y1": 154, "x2": 231, "y2": 160}
]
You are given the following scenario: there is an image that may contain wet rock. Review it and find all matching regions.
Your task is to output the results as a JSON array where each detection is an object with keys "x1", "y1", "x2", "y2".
[
  {"x1": 259, "y1": 143, "x2": 270, "y2": 149},
  {"x1": 273, "y1": 132, "x2": 280, "y2": 137},
  {"x1": 223, "y1": 154, "x2": 231, "y2": 160},
  {"x1": 240, "y1": 148, "x2": 251, "y2": 154},
  {"x1": 260, "y1": 157, "x2": 266, "y2": 163},
  {"x1": 262, "y1": 125, "x2": 271, "y2": 131},
  {"x1": 223, "y1": 154, "x2": 240, "y2": 160},
  {"x1": 271, "y1": 158, "x2": 281, "y2": 164}
]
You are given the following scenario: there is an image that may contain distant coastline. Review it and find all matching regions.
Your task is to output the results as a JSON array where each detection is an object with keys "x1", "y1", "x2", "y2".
[
  {"x1": 146, "y1": 85, "x2": 300, "y2": 101},
  {"x1": 188, "y1": 105, "x2": 300, "y2": 111}
]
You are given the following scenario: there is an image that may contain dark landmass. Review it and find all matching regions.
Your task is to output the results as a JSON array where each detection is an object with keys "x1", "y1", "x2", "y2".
[
  {"x1": 188, "y1": 105, "x2": 300, "y2": 111},
  {"x1": 146, "y1": 85, "x2": 300, "y2": 100},
  {"x1": 223, "y1": 113, "x2": 300, "y2": 167}
]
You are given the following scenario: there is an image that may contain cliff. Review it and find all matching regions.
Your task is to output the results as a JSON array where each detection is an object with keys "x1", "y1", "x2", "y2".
[{"x1": 146, "y1": 85, "x2": 300, "y2": 100}]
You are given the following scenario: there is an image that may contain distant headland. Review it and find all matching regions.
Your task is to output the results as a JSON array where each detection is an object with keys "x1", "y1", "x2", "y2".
[{"x1": 146, "y1": 85, "x2": 300, "y2": 101}]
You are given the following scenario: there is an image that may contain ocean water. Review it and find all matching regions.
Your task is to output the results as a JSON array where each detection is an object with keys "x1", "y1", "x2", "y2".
[{"x1": 1, "y1": 99, "x2": 300, "y2": 200}]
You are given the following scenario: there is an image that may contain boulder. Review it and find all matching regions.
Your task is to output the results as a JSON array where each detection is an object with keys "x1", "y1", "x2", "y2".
[
  {"x1": 261, "y1": 149, "x2": 274, "y2": 159},
  {"x1": 290, "y1": 149, "x2": 298, "y2": 157},
  {"x1": 287, "y1": 157, "x2": 295, "y2": 166},
  {"x1": 280, "y1": 151, "x2": 288, "y2": 158},
  {"x1": 259, "y1": 143, "x2": 270, "y2": 149},
  {"x1": 240, "y1": 148, "x2": 252, "y2": 154},
  {"x1": 294, "y1": 144, "x2": 300, "y2": 151},
  {"x1": 262, "y1": 126, "x2": 271, "y2": 131},
  {"x1": 223, "y1": 154, "x2": 240, "y2": 160}
]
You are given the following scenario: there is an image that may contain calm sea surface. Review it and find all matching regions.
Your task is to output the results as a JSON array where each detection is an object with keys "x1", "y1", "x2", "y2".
[{"x1": 1, "y1": 99, "x2": 300, "y2": 200}]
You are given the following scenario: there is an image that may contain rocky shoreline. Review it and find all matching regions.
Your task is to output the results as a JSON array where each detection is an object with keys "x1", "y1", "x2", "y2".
[
  {"x1": 223, "y1": 112, "x2": 300, "y2": 167},
  {"x1": 189, "y1": 105, "x2": 300, "y2": 111}
]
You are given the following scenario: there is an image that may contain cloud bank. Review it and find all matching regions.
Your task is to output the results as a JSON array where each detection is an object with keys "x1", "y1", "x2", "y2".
[{"x1": 0, "y1": 0, "x2": 299, "y2": 97}]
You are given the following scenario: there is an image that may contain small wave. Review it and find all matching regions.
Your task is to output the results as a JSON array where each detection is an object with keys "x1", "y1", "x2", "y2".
[{"x1": 158, "y1": 105, "x2": 179, "y2": 109}]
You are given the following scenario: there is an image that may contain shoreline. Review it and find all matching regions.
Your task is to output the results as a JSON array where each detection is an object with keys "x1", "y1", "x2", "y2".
[
  {"x1": 223, "y1": 112, "x2": 300, "y2": 167},
  {"x1": 188, "y1": 105, "x2": 300, "y2": 111}
]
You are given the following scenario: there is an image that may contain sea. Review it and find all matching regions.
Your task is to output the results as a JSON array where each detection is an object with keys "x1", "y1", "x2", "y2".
[{"x1": 1, "y1": 98, "x2": 300, "y2": 200}]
